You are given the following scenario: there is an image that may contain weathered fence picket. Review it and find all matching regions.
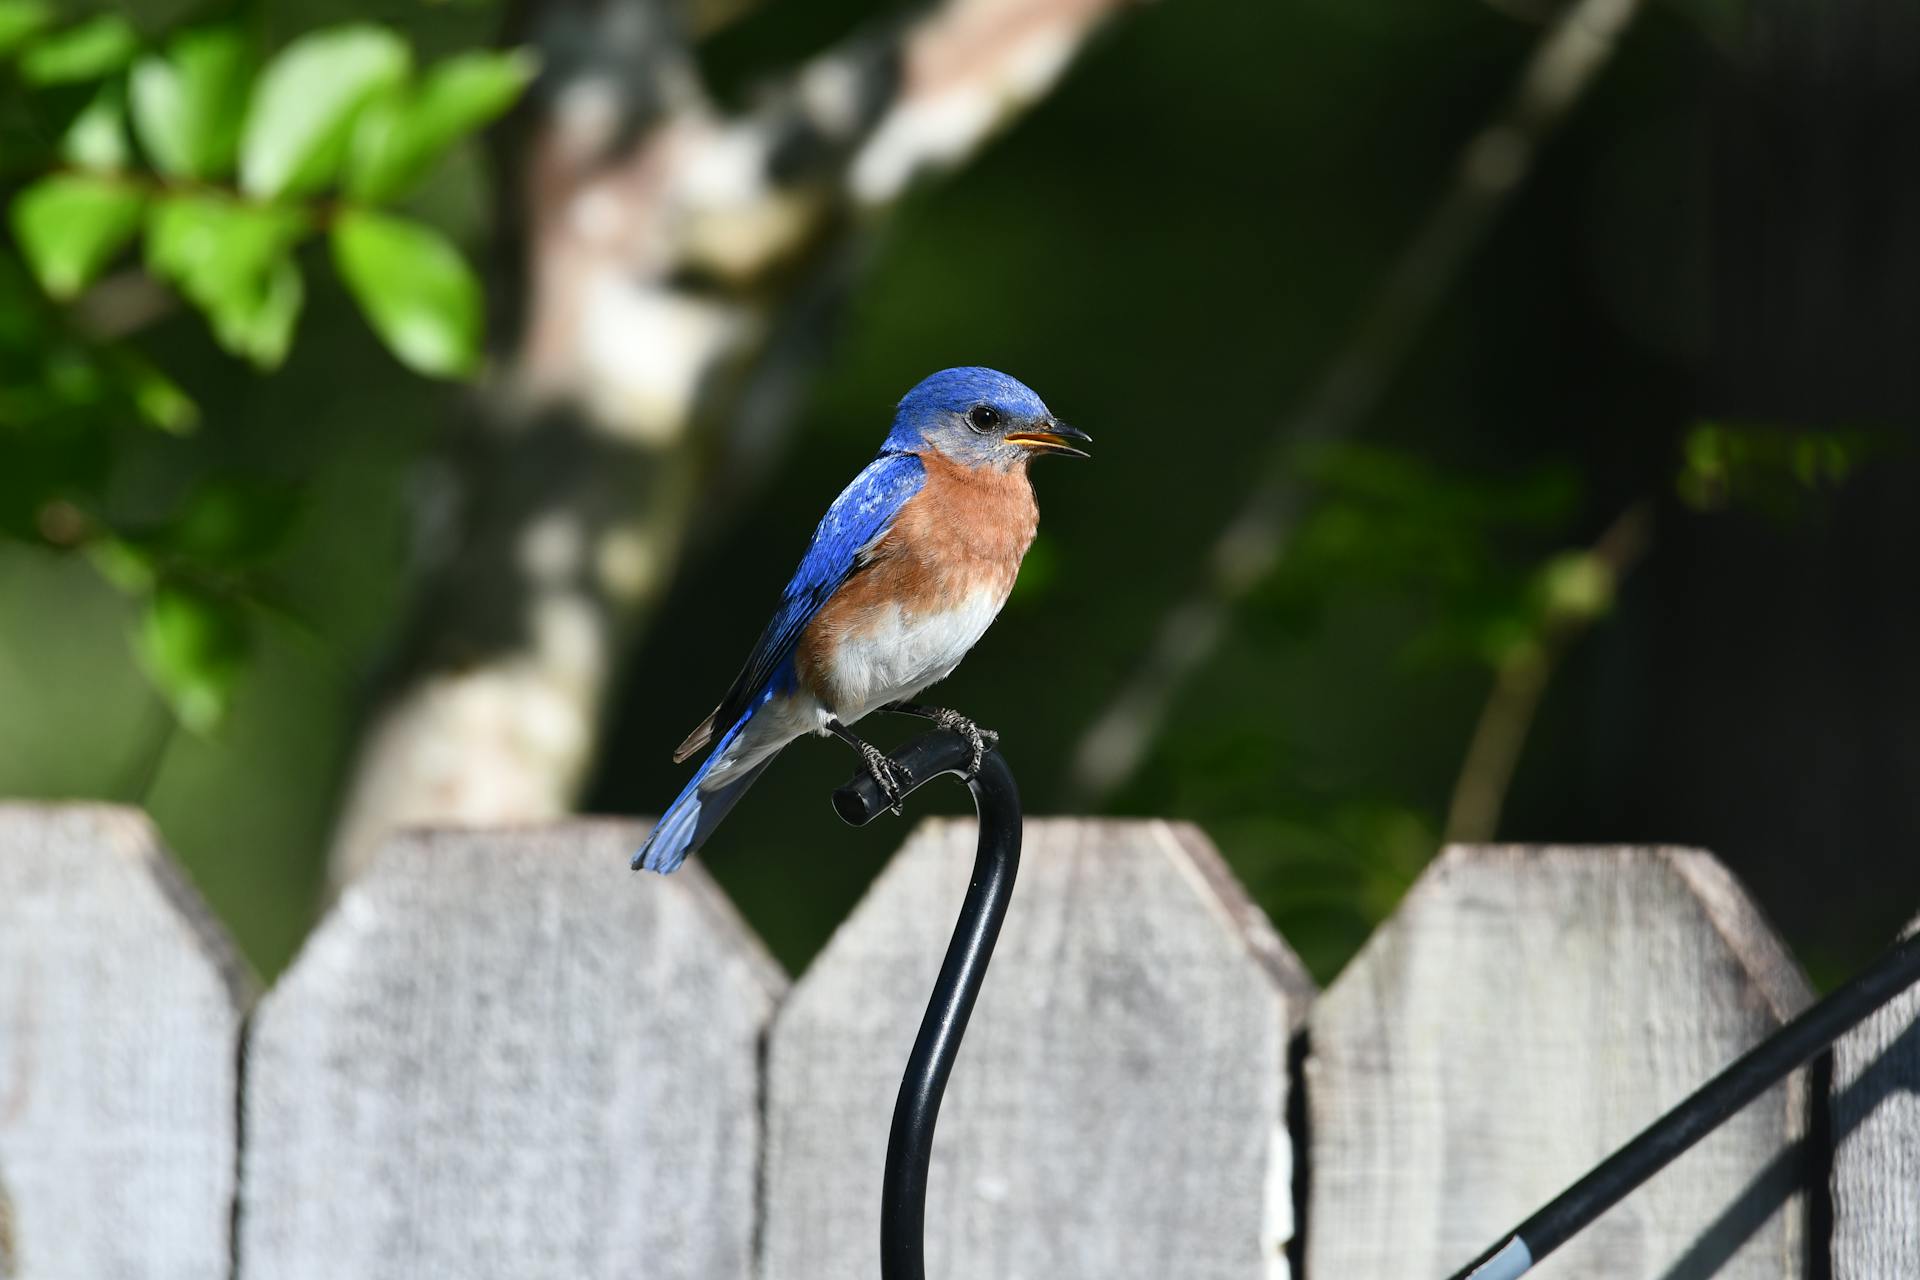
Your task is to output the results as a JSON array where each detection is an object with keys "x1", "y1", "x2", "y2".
[
  {"x1": 0, "y1": 805, "x2": 250, "y2": 1280},
  {"x1": 1830, "y1": 916, "x2": 1920, "y2": 1278},
  {"x1": 762, "y1": 819, "x2": 1315, "y2": 1280},
  {"x1": 2, "y1": 806, "x2": 1917, "y2": 1280},
  {"x1": 1304, "y1": 845, "x2": 1816, "y2": 1280},
  {"x1": 236, "y1": 822, "x2": 783, "y2": 1280}
]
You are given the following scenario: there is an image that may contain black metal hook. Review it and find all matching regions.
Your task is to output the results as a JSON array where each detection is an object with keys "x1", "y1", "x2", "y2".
[{"x1": 832, "y1": 729, "x2": 1023, "y2": 1280}]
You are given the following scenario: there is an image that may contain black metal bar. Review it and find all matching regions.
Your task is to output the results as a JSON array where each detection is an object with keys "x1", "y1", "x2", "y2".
[
  {"x1": 832, "y1": 729, "x2": 1023, "y2": 1280},
  {"x1": 1446, "y1": 928, "x2": 1920, "y2": 1280}
]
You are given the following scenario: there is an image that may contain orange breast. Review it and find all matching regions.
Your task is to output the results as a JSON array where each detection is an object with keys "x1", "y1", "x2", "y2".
[{"x1": 795, "y1": 451, "x2": 1038, "y2": 710}]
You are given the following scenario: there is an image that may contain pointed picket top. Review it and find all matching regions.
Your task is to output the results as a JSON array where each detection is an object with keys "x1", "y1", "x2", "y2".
[
  {"x1": 764, "y1": 817, "x2": 1314, "y2": 1280},
  {"x1": 1831, "y1": 916, "x2": 1920, "y2": 1278},
  {"x1": 238, "y1": 821, "x2": 783, "y2": 1280},
  {"x1": 1306, "y1": 844, "x2": 1814, "y2": 1280},
  {"x1": 0, "y1": 803, "x2": 251, "y2": 1280}
]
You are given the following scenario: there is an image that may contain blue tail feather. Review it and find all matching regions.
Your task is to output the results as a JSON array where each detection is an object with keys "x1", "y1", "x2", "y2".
[{"x1": 633, "y1": 712, "x2": 773, "y2": 874}]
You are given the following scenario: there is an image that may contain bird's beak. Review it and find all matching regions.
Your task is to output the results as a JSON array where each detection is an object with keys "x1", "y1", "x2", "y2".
[{"x1": 1005, "y1": 420, "x2": 1092, "y2": 459}]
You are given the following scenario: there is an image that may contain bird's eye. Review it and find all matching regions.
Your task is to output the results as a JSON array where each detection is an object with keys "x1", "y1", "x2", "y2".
[{"x1": 967, "y1": 405, "x2": 1000, "y2": 432}]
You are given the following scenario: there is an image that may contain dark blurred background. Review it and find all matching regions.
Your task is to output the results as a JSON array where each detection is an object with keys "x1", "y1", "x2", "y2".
[{"x1": 3, "y1": 0, "x2": 1915, "y2": 987}]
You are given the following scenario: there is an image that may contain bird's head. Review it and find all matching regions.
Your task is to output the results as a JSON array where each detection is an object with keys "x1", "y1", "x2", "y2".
[{"x1": 884, "y1": 367, "x2": 1091, "y2": 468}]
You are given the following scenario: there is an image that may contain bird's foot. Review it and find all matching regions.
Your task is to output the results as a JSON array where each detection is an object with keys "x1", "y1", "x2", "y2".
[
  {"x1": 931, "y1": 709, "x2": 998, "y2": 777},
  {"x1": 876, "y1": 702, "x2": 998, "y2": 777},
  {"x1": 860, "y1": 740, "x2": 912, "y2": 816}
]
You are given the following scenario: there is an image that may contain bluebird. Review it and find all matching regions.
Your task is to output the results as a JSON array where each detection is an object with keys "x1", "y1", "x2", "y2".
[{"x1": 633, "y1": 367, "x2": 1090, "y2": 873}]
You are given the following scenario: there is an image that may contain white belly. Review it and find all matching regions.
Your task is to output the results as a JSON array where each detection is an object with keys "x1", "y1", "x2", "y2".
[
  {"x1": 829, "y1": 590, "x2": 1007, "y2": 721},
  {"x1": 700, "y1": 587, "x2": 1009, "y2": 792}
]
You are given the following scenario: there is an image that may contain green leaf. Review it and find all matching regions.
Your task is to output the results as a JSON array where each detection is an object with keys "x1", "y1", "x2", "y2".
[
  {"x1": 11, "y1": 174, "x2": 144, "y2": 299},
  {"x1": 160, "y1": 476, "x2": 299, "y2": 564},
  {"x1": 61, "y1": 81, "x2": 130, "y2": 171},
  {"x1": 346, "y1": 47, "x2": 536, "y2": 202},
  {"x1": 87, "y1": 537, "x2": 156, "y2": 592},
  {"x1": 237, "y1": 256, "x2": 303, "y2": 367},
  {"x1": 0, "y1": 0, "x2": 52, "y2": 57},
  {"x1": 1535, "y1": 550, "x2": 1613, "y2": 622},
  {"x1": 239, "y1": 24, "x2": 409, "y2": 198},
  {"x1": 17, "y1": 12, "x2": 136, "y2": 84},
  {"x1": 146, "y1": 194, "x2": 309, "y2": 367},
  {"x1": 134, "y1": 582, "x2": 249, "y2": 734},
  {"x1": 130, "y1": 25, "x2": 253, "y2": 180},
  {"x1": 331, "y1": 210, "x2": 481, "y2": 377},
  {"x1": 115, "y1": 351, "x2": 199, "y2": 433}
]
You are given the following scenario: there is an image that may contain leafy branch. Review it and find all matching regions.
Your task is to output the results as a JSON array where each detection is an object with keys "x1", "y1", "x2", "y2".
[
  {"x1": 1441, "y1": 502, "x2": 1652, "y2": 843},
  {"x1": 2, "y1": 9, "x2": 535, "y2": 733},
  {"x1": 1059, "y1": 0, "x2": 1650, "y2": 808},
  {"x1": 6, "y1": 14, "x2": 533, "y2": 376}
]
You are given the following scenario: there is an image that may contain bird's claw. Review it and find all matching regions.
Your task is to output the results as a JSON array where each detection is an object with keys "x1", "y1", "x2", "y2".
[
  {"x1": 933, "y1": 710, "x2": 998, "y2": 777},
  {"x1": 860, "y1": 741, "x2": 912, "y2": 816}
]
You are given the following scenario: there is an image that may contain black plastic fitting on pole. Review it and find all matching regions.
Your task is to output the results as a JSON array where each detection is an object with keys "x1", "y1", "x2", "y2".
[
  {"x1": 832, "y1": 730, "x2": 1023, "y2": 1280},
  {"x1": 1446, "y1": 927, "x2": 1920, "y2": 1280}
]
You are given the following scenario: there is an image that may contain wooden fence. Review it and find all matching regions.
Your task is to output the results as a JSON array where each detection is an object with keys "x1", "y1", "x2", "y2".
[{"x1": 0, "y1": 803, "x2": 1914, "y2": 1279}]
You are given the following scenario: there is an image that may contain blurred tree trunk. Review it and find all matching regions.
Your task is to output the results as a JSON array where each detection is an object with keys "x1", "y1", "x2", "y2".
[{"x1": 326, "y1": 0, "x2": 1140, "y2": 888}]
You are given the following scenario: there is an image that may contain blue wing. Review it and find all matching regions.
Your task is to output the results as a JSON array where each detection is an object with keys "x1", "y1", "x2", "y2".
[{"x1": 673, "y1": 450, "x2": 925, "y2": 760}]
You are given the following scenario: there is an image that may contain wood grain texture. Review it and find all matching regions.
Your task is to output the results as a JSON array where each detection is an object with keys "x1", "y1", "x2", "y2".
[
  {"x1": 237, "y1": 822, "x2": 783, "y2": 1280},
  {"x1": 762, "y1": 818, "x2": 1315, "y2": 1280},
  {"x1": 0, "y1": 804, "x2": 251, "y2": 1280},
  {"x1": 1831, "y1": 916, "x2": 1920, "y2": 1278},
  {"x1": 1305, "y1": 845, "x2": 1814, "y2": 1280}
]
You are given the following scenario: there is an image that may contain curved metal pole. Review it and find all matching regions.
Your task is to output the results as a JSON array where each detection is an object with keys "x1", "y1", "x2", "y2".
[
  {"x1": 832, "y1": 730, "x2": 1023, "y2": 1280},
  {"x1": 1446, "y1": 927, "x2": 1920, "y2": 1279}
]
